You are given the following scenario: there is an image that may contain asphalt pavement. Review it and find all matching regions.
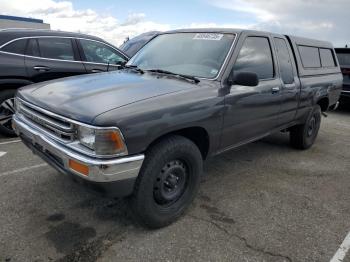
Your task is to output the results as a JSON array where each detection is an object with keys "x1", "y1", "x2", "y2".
[{"x1": 0, "y1": 107, "x2": 350, "y2": 262}]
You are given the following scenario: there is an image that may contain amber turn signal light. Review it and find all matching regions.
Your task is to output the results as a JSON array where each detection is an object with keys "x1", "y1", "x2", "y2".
[
  {"x1": 109, "y1": 131, "x2": 125, "y2": 150},
  {"x1": 69, "y1": 159, "x2": 89, "y2": 176}
]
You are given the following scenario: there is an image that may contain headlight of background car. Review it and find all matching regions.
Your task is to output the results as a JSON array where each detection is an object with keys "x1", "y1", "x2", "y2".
[{"x1": 78, "y1": 126, "x2": 128, "y2": 156}]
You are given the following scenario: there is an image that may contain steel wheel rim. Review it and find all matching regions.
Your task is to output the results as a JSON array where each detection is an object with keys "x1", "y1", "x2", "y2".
[
  {"x1": 153, "y1": 160, "x2": 189, "y2": 205},
  {"x1": 0, "y1": 98, "x2": 15, "y2": 131},
  {"x1": 307, "y1": 115, "x2": 317, "y2": 137}
]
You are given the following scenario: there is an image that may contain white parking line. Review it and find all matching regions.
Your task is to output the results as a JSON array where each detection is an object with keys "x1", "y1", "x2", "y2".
[
  {"x1": 0, "y1": 139, "x2": 21, "y2": 145},
  {"x1": 330, "y1": 231, "x2": 350, "y2": 262},
  {"x1": 0, "y1": 163, "x2": 48, "y2": 177}
]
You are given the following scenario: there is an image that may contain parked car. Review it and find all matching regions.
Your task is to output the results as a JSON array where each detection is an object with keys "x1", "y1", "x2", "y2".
[
  {"x1": 119, "y1": 31, "x2": 159, "y2": 57},
  {"x1": 13, "y1": 29, "x2": 342, "y2": 228},
  {"x1": 335, "y1": 47, "x2": 350, "y2": 104},
  {"x1": 0, "y1": 29, "x2": 129, "y2": 136}
]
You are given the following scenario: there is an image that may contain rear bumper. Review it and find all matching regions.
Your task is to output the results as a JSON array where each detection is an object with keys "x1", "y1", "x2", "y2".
[
  {"x1": 13, "y1": 114, "x2": 144, "y2": 197},
  {"x1": 340, "y1": 90, "x2": 350, "y2": 99}
]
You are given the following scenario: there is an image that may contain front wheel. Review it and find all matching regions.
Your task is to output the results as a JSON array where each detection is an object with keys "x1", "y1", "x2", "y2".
[
  {"x1": 289, "y1": 105, "x2": 321, "y2": 149},
  {"x1": 0, "y1": 90, "x2": 17, "y2": 137},
  {"x1": 129, "y1": 135, "x2": 203, "y2": 228}
]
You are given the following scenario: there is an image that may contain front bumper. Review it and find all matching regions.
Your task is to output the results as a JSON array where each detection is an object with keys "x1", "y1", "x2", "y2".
[{"x1": 13, "y1": 114, "x2": 144, "y2": 197}]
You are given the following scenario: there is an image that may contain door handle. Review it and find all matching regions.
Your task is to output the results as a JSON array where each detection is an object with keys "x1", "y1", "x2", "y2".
[
  {"x1": 33, "y1": 66, "x2": 50, "y2": 72},
  {"x1": 271, "y1": 87, "x2": 280, "y2": 94}
]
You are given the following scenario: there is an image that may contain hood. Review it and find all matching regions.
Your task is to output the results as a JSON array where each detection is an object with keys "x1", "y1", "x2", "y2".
[{"x1": 18, "y1": 71, "x2": 195, "y2": 123}]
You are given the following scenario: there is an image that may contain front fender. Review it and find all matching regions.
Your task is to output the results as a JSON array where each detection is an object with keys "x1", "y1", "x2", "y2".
[{"x1": 93, "y1": 86, "x2": 225, "y2": 156}]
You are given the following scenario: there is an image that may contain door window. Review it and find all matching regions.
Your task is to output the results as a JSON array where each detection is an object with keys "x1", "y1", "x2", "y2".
[
  {"x1": 274, "y1": 38, "x2": 294, "y2": 84},
  {"x1": 233, "y1": 36, "x2": 274, "y2": 80},
  {"x1": 79, "y1": 39, "x2": 126, "y2": 65},
  {"x1": 37, "y1": 38, "x2": 75, "y2": 61}
]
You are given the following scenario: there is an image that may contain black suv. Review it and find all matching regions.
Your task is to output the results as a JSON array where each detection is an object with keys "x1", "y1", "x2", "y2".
[
  {"x1": 0, "y1": 29, "x2": 129, "y2": 136},
  {"x1": 335, "y1": 48, "x2": 350, "y2": 104},
  {"x1": 120, "y1": 31, "x2": 159, "y2": 57}
]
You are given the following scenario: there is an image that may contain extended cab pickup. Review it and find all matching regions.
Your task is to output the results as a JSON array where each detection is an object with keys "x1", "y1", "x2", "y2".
[{"x1": 13, "y1": 29, "x2": 342, "y2": 228}]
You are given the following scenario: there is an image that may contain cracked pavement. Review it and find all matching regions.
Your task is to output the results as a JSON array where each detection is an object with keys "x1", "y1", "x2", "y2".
[{"x1": 0, "y1": 107, "x2": 350, "y2": 262}]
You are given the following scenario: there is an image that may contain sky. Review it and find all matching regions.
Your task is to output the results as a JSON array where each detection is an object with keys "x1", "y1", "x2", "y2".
[{"x1": 0, "y1": 0, "x2": 349, "y2": 47}]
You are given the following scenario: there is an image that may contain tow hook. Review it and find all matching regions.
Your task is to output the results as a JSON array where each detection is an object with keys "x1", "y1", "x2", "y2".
[{"x1": 322, "y1": 112, "x2": 328, "y2": 117}]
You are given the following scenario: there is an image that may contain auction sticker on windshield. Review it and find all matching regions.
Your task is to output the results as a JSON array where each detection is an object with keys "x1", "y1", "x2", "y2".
[{"x1": 193, "y1": 33, "x2": 224, "y2": 41}]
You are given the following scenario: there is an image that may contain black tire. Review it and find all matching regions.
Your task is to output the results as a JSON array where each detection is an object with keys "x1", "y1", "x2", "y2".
[
  {"x1": 129, "y1": 135, "x2": 203, "y2": 228},
  {"x1": 290, "y1": 105, "x2": 321, "y2": 149},
  {"x1": 0, "y1": 89, "x2": 17, "y2": 137}
]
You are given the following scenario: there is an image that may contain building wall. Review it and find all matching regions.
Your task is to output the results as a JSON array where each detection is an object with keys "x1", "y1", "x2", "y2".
[{"x1": 0, "y1": 19, "x2": 50, "y2": 30}]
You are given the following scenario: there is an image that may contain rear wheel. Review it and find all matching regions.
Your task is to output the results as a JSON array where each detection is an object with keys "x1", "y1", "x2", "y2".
[
  {"x1": 129, "y1": 135, "x2": 203, "y2": 228},
  {"x1": 290, "y1": 105, "x2": 321, "y2": 149},
  {"x1": 0, "y1": 90, "x2": 17, "y2": 137}
]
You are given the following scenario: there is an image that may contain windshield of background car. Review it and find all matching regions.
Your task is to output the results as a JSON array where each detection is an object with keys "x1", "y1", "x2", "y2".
[
  {"x1": 336, "y1": 52, "x2": 350, "y2": 66},
  {"x1": 127, "y1": 32, "x2": 235, "y2": 79},
  {"x1": 120, "y1": 31, "x2": 159, "y2": 57},
  {"x1": 336, "y1": 51, "x2": 350, "y2": 85}
]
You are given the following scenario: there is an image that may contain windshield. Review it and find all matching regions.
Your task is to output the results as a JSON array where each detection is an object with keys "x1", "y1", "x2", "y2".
[{"x1": 127, "y1": 32, "x2": 235, "y2": 79}]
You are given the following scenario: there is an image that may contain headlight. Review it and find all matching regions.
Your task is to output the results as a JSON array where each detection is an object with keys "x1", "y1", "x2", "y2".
[{"x1": 78, "y1": 126, "x2": 128, "y2": 156}]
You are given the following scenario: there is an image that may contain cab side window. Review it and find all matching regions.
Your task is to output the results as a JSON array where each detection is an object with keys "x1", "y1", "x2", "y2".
[
  {"x1": 274, "y1": 38, "x2": 294, "y2": 84},
  {"x1": 320, "y1": 48, "x2": 336, "y2": 67},
  {"x1": 79, "y1": 39, "x2": 126, "y2": 65},
  {"x1": 233, "y1": 36, "x2": 274, "y2": 80},
  {"x1": 298, "y1": 46, "x2": 321, "y2": 68}
]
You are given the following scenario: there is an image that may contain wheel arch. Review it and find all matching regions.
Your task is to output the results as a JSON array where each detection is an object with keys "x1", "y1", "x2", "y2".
[
  {"x1": 145, "y1": 126, "x2": 210, "y2": 160},
  {"x1": 316, "y1": 96, "x2": 329, "y2": 112}
]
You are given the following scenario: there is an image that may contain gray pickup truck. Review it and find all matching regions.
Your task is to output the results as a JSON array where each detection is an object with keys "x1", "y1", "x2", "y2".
[{"x1": 13, "y1": 29, "x2": 342, "y2": 228}]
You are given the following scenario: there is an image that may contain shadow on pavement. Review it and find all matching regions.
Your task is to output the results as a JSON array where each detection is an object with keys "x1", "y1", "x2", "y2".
[{"x1": 337, "y1": 101, "x2": 350, "y2": 113}]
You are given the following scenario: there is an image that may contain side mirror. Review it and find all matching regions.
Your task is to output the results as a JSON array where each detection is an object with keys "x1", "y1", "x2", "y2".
[{"x1": 228, "y1": 71, "x2": 259, "y2": 87}]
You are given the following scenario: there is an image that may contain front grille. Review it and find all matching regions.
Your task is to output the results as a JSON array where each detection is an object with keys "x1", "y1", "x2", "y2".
[{"x1": 18, "y1": 100, "x2": 76, "y2": 142}]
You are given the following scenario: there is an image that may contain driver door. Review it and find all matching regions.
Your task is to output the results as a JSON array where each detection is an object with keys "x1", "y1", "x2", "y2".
[{"x1": 220, "y1": 34, "x2": 283, "y2": 151}]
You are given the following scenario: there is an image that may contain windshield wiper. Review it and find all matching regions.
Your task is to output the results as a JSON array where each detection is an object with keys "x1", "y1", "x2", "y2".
[
  {"x1": 146, "y1": 69, "x2": 200, "y2": 84},
  {"x1": 124, "y1": 65, "x2": 144, "y2": 74}
]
